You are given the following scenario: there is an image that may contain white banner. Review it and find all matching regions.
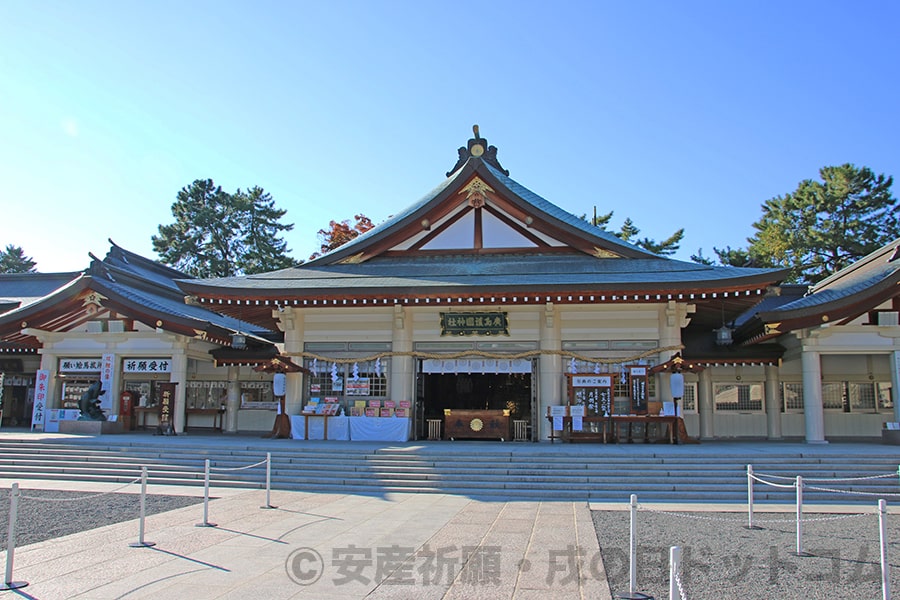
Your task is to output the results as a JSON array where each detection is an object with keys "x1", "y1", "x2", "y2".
[
  {"x1": 122, "y1": 358, "x2": 172, "y2": 374},
  {"x1": 100, "y1": 353, "x2": 115, "y2": 411},
  {"x1": 31, "y1": 369, "x2": 50, "y2": 431},
  {"x1": 59, "y1": 358, "x2": 102, "y2": 372}
]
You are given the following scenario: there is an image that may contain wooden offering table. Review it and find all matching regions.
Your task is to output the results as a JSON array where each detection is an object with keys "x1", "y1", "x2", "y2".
[
  {"x1": 444, "y1": 409, "x2": 510, "y2": 441},
  {"x1": 185, "y1": 408, "x2": 225, "y2": 432},
  {"x1": 548, "y1": 414, "x2": 691, "y2": 444}
]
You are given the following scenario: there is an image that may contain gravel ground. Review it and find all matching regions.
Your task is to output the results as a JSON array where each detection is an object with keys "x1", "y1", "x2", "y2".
[
  {"x1": 593, "y1": 507, "x2": 899, "y2": 599},
  {"x1": 0, "y1": 488, "x2": 203, "y2": 550}
]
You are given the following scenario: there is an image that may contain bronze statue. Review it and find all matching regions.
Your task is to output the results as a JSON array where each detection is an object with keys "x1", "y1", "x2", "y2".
[{"x1": 78, "y1": 380, "x2": 107, "y2": 421}]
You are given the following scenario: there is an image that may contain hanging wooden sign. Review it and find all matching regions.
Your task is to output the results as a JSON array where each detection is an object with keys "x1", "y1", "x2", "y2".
[
  {"x1": 629, "y1": 366, "x2": 648, "y2": 414},
  {"x1": 440, "y1": 312, "x2": 509, "y2": 336},
  {"x1": 157, "y1": 382, "x2": 177, "y2": 436}
]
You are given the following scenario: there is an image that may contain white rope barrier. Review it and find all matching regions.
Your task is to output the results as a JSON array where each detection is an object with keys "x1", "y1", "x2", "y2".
[
  {"x1": 749, "y1": 473, "x2": 797, "y2": 489},
  {"x1": 196, "y1": 454, "x2": 273, "y2": 527},
  {"x1": 19, "y1": 478, "x2": 140, "y2": 502},
  {"x1": 754, "y1": 471, "x2": 898, "y2": 483},
  {"x1": 209, "y1": 458, "x2": 268, "y2": 472},
  {"x1": 805, "y1": 485, "x2": 900, "y2": 498},
  {"x1": 627, "y1": 492, "x2": 890, "y2": 598}
]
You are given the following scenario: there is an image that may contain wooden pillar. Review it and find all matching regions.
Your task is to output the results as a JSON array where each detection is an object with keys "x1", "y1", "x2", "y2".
[
  {"x1": 765, "y1": 364, "x2": 782, "y2": 440},
  {"x1": 698, "y1": 368, "x2": 714, "y2": 440},
  {"x1": 802, "y1": 350, "x2": 827, "y2": 443},
  {"x1": 539, "y1": 303, "x2": 562, "y2": 442},
  {"x1": 225, "y1": 365, "x2": 240, "y2": 433}
]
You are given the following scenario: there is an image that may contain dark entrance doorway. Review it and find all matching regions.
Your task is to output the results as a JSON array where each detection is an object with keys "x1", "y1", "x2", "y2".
[{"x1": 421, "y1": 373, "x2": 532, "y2": 423}]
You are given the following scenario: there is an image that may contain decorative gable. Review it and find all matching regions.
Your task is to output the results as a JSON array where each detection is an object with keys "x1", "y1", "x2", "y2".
[{"x1": 308, "y1": 127, "x2": 657, "y2": 265}]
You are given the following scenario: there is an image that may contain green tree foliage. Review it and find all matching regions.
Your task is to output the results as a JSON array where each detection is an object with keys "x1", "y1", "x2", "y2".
[
  {"x1": 690, "y1": 246, "x2": 755, "y2": 267},
  {"x1": 584, "y1": 210, "x2": 684, "y2": 256},
  {"x1": 310, "y1": 214, "x2": 375, "y2": 259},
  {"x1": 236, "y1": 186, "x2": 299, "y2": 274},
  {"x1": 0, "y1": 244, "x2": 37, "y2": 273},
  {"x1": 747, "y1": 164, "x2": 898, "y2": 283},
  {"x1": 152, "y1": 179, "x2": 299, "y2": 278}
]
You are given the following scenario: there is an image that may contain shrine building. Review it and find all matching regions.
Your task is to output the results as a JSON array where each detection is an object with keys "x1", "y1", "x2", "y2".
[{"x1": 3, "y1": 129, "x2": 899, "y2": 443}]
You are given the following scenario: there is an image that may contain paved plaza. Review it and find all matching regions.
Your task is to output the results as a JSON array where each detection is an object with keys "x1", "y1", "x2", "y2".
[{"x1": 0, "y1": 431, "x2": 898, "y2": 599}]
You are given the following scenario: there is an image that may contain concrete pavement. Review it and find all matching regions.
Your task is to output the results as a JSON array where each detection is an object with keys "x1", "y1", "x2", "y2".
[
  {"x1": 0, "y1": 480, "x2": 610, "y2": 600},
  {"x1": 2, "y1": 429, "x2": 898, "y2": 599}
]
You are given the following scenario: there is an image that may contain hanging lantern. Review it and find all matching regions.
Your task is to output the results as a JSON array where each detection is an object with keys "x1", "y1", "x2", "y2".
[{"x1": 273, "y1": 373, "x2": 286, "y2": 397}]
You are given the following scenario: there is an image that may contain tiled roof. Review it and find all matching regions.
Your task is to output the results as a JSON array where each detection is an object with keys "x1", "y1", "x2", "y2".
[
  {"x1": 484, "y1": 163, "x2": 657, "y2": 257},
  {"x1": 763, "y1": 240, "x2": 900, "y2": 316},
  {"x1": 0, "y1": 272, "x2": 81, "y2": 314},
  {"x1": 184, "y1": 253, "x2": 782, "y2": 294}
]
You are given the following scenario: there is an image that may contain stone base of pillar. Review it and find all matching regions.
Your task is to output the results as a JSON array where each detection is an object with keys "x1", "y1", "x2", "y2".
[{"x1": 806, "y1": 439, "x2": 829, "y2": 444}]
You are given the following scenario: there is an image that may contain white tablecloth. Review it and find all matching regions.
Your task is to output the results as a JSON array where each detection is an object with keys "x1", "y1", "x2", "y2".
[
  {"x1": 348, "y1": 417, "x2": 411, "y2": 442},
  {"x1": 289, "y1": 415, "x2": 350, "y2": 440}
]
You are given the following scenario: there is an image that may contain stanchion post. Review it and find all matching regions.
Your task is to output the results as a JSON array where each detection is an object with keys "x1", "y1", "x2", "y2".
[
  {"x1": 879, "y1": 499, "x2": 890, "y2": 600},
  {"x1": 196, "y1": 459, "x2": 217, "y2": 528},
  {"x1": 130, "y1": 467, "x2": 156, "y2": 548},
  {"x1": 669, "y1": 545, "x2": 682, "y2": 600},
  {"x1": 1, "y1": 483, "x2": 28, "y2": 591},
  {"x1": 747, "y1": 464, "x2": 755, "y2": 529},
  {"x1": 630, "y1": 493, "x2": 637, "y2": 595},
  {"x1": 616, "y1": 493, "x2": 654, "y2": 599},
  {"x1": 793, "y1": 475, "x2": 808, "y2": 556},
  {"x1": 261, "y1": 452, "x2": 276, "y2": 509}
]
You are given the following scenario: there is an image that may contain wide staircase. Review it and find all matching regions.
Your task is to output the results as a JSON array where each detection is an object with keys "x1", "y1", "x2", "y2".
[{"x1": 0, "y1": 438, "x2": 896, "y2": 504}]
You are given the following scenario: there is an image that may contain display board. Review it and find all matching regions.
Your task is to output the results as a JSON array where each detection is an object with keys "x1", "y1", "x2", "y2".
[
  {"x1": 567, "y1": 375, "x2": 613, "y2": 416},
  {"x1": 629, "y1": 366, "x2": 648, "y2": 414}
]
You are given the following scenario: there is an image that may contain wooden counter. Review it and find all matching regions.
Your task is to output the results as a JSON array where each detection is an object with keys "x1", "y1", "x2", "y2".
[
  {"x1": 443, "y1": 409, "x2": 510, "y2": 441},
  {"x1": 548, "y1": 415, "x2": 690, "y2": 444}
]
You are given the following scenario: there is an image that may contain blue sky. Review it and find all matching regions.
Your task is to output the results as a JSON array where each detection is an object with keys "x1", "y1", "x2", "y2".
[{"x1": 1, "y1": 1, "x2": 898, "y2": 272}]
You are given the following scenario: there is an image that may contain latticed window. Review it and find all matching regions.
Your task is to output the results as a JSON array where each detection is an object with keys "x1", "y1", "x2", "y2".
[
  {"x1": 849, "y1": 382, "x2": 877, "y2": 412},
  {"x1": 821, "y1": 382, "x2": 845, "y2": 410},
  {"x1": 713, "y1": 383, "x2": 763, "y2": 412},
  {"x1": 801, "y1": 381, "x2": 891, "y2": 412},
  {"x1": 681, "y1": 383, "x2": 697, "y2": 412},
  {"x1": 781, "y1": 383, "x2": 804, "y2": 412}
]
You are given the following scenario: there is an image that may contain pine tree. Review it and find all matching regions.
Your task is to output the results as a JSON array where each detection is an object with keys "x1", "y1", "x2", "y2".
[
  {"x1": 0, "y1": 245, "x2": 37, "y2": 273},
  {"x1": 748, "y1": 164, "x2": 898, "y2": 283}
]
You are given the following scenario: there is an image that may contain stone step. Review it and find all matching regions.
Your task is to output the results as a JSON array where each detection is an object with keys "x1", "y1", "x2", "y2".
[{"x1": 0, "y1": 439, "x2": 895, "y2": 504}]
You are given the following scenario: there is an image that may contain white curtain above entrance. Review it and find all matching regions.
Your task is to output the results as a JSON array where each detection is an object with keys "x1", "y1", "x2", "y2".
[{"x1": 422, "y1": 358, "x2": 531, "y2": 374}]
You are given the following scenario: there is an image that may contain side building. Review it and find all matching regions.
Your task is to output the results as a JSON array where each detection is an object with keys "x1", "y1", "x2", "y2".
[{"x1": 0, "y1": 241, "x2": 288, "y2": 433}]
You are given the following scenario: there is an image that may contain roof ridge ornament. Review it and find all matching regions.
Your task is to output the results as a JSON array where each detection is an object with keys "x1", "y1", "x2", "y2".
[
  {"x1": 458, "y1": 177, "x2": 495, "y2": 208},
  {"x1": 446, "y1": 124, "x2": 510, "y2": 177}
]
